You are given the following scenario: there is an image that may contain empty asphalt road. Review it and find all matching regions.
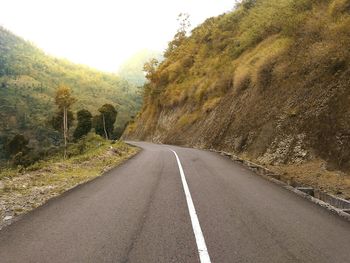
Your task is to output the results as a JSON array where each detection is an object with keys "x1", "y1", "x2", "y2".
[{"x1": 0, "y1": 142, "x2": 349, "y2": 262}]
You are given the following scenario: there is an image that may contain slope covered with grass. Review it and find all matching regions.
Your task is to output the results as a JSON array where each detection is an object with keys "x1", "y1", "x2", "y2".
[{"x1": 125, "y1": 0, "x2": 350, "y2": 198}]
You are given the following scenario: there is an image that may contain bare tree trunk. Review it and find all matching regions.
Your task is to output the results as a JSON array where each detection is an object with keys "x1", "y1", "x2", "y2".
[
  {"x1": 102, "y1": 114, "x2": 108, "y2": 140},
  {"x1": 63, "y1": 107, "x2": 67, "y2": 159}
]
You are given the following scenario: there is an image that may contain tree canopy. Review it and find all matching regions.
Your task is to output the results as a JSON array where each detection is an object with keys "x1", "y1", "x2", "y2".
[
  {"x1": 74, "y1": 109, "x2": 92, "y2": 140},
  {"x1": 93, "y1": 104, "x2": 118, "y2": 140}
]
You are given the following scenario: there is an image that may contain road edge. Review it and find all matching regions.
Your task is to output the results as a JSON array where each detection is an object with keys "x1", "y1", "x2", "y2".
[
  {"x1": 0, "y1": 145, "x2": 142, "y2": 231},
  {"x1": 208, "y1": 149, "x2": 350, "y2": 222}
]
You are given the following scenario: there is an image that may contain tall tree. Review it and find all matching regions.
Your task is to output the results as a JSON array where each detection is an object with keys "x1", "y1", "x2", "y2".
[
  {"x1": 54, "y1": 85, "x2": 76, "y2": 158},
  {"x1": 50, "y1": 110, "x2": 74, "y2": 132},
  {"x1": 73, "y1": 109, "x2": 92, "y2": 140},
  {"x1": 164, "y1": 13, "x2": 191, "y2": 57},
  {"x1": 93, "y1": 104, "x2": 117, "y2": 140},
  {"x1": 143, "y1": 58, "x2": 159, "y2": 83}
]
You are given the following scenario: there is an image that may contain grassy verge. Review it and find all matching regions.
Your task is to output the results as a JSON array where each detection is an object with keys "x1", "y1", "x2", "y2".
[
  {"x1": 240, "y1": 152, "x2": 350, "y2": 200},
  {"x1": 0, "y1": 134, "x2": 139, "y2": 229},
  {"x1": 267, "y1": 160, "x2": 350, "y2": 200}
]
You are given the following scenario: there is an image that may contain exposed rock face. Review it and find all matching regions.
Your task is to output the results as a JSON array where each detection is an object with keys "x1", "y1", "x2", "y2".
[
  {"x1": 257, "y1": 134, "x2": 308, "y2": 165},
  {"x1": 125, "y1": 72, "x2": 350, "y2": 171}
]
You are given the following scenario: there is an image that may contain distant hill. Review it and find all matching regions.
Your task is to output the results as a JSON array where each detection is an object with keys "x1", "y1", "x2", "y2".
[
  {"x1": 0, "y1": 26, "x2": 141, "y2": 158},
  {"x1": 117, "y1": 49, "x2": 163, "y2": 86}
]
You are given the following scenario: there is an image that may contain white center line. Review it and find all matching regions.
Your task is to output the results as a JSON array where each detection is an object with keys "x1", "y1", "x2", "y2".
[{"x1": 170, "y1": 149, "x2": 212, "y2": 263}]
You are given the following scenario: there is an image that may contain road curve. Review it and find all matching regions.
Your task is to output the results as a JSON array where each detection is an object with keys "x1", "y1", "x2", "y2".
[{"x1": 0, "y1": 142, "x2": 349, "y2": 263}]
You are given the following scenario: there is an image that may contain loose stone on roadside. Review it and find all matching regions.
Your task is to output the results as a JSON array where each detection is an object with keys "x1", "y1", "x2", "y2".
[{"x1": 3, "y1": 215, "x2": 13, "y2": 221}]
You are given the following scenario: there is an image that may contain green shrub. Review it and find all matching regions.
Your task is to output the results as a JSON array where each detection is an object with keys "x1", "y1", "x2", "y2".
[{"x1": 12, "y1": 152, "x2": 38, "y2": 167}]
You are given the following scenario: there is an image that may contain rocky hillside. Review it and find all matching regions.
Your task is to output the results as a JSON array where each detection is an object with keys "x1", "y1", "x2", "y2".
[{"x1": 124, "y1": 0, "x2": 350, "y2": 198}]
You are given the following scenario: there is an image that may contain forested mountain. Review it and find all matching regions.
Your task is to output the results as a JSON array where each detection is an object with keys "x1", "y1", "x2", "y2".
[
  {"x1": 0, "y1": 26, "x2": 141, "y2": 160},
  {"x1": 125, "y1": 0, "x2": 350, "y2": 198},
  {"x1": 117, "y1": 49, "x2": 163, "y2": 86}
]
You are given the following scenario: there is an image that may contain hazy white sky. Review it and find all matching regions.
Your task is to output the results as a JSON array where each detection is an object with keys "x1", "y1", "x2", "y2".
[{"x1": 0, "y1": 0, "x2": 235, "y2": 72}]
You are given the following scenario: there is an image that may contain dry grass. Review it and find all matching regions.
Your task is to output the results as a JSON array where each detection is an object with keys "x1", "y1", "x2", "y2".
[
  {"x1": 233, "y1": 36, "x2": 291, "y2": 90},
  {"x1": 177, "y1": 111, "x2": 201, "y2": 128},
  {"x1": 268, "y1": 160, "x2": 350, "y2": 200},
  {"x1": 329, "y1": 0, "x2": 350, "y2": 17},
  {"x1": 202, "y1": 97, "x2": 221, "y2": 113}
]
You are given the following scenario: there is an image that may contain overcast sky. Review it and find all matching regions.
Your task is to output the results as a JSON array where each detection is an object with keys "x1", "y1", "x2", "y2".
[{"x1": 0, "y1": 0, "x2": 236, "y2": 72}]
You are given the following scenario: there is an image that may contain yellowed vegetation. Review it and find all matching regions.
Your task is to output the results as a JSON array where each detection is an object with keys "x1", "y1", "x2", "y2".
[
  {"x1": 329, "y1": 0, "x2": 350, "y2": 16},
  {"x1": 128, "y1": 0, "x2": 350, "y2": 146},
  {"x1": 268, "y1": 159, "x2": 350, "y2": 199},
  {"x1": 177, "y1": 111, "x2": 201, "y2": 128},
  {"x1": 233, "y1": 36, "x2": 292, "y2": 90},
  {"x1": 202, "y1": 97, "x2": 221, "y2": 113}
]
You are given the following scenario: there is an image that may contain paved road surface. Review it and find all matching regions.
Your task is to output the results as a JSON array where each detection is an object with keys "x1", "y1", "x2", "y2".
[{"x1": 0, "y1": 142, "x2": 349, "y2": 262}]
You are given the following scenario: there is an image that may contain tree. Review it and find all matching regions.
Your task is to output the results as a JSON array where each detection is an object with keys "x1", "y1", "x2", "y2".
[
  {"x1": 73, "y1": 109, "x2": 92, "y2": 140},
  {"x1": 164, "y1": 13, "x2": 191, "y2": 57},
  {"x1": 93, "y1": 104, "x2": 117, "y2": 140},
  {"x1": 51, "y1": 110, "x2": 74, "y2": 131},
  {"x1": 54, "y1": 85, "x2": 76, "y2": 158},
  {"x1": 143, "y1": 58, "x2": 159, "y2": 83},
  {"x1": 236, "y1": 0, "x2": 257, "y2": 10}
]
